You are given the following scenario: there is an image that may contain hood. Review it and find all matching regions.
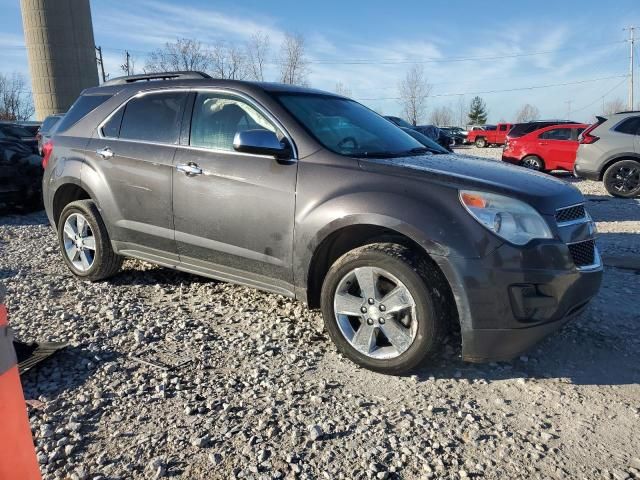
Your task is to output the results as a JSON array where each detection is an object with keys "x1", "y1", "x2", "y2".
[{"x1": 358, "y1": 153, "x2": 583, "y2": 215}]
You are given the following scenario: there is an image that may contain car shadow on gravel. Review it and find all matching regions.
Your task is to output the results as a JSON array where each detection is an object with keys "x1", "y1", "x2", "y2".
[{"x1": 0, "y1": 208, "x2": 47, "y2": 225}]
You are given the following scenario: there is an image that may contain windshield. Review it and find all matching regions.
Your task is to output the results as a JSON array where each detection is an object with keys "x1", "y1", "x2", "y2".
[
  {"x1": 275, "y1": 93, "x2": 425, "y2": 157},
  {"x1": 401, "y1": 128, "x2": 449, "y2": 154}
]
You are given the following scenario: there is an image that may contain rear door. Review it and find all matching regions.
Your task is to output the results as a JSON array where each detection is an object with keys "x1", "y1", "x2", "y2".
[
  {"x1": 537, "y1": 127, "x2": 575, "y2": 169},
  {"x1": 172, "y1": 90, "x2": 298, "y2": 292},
  {"x1": 86, "y1": 90, "x2": 188, "y2": 258}
]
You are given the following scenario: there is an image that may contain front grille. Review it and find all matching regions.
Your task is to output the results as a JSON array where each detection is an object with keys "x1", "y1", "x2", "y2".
[
  {"x1": 556, "y1": 204, "x2": 586, "y2": 224},
  {"x1": 568, "y1": 239, "x2": 596, "y2": 267}
]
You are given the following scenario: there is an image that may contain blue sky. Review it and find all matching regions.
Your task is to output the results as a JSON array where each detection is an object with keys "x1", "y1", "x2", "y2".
[{"x1": 1, "y1": 0, "x2": 639, "y2": 123}]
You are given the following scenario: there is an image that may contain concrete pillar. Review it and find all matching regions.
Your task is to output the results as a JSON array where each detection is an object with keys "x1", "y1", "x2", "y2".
[{"x1": 20, "y1": 0, "x2": 99, "y2": 120}]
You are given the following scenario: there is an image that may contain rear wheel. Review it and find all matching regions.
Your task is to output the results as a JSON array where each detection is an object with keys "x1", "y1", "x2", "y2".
[
  {"x1": 603, "y1": 160, "x2": 640, "y2": 198},
  {"x1": 521, "y1": 155, "x2": 545, "y2": 171},
  {"x1": 475, "y1": 137, "x2": 487, "y2": 148},
  {"x1": 320, "y1": 243, "x2": 447, "y2": 375},
  {"x1": 58, "y1": 200, "x2": 123, "y2": 281}
]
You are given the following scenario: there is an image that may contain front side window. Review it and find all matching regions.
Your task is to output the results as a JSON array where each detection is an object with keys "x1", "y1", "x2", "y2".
[
  {"x1": 274, "y1": 93, "x2": 424, "y2": 157},
  {"x1": 118, "y1": 91, "x2": 187, "y2": 144},
  {"x1": 614, "y1": 117, "x2": 640, "y2": 135},
  {"x1": 190, "y1": 92, "x2": 279, "y2": 151},
  {"x1": 539, "y1": 128, "x2": 572, "y2": 141}
]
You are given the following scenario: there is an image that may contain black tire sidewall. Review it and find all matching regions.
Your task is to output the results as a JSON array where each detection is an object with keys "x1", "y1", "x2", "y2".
[
  {"x1": 604, "y1": 160, "x2": 640, "y2": 198},
  {"x1": 321, "y1": 247, "x2": 438, "y2": 374},
  {"x1": 522, "y1": 155, "x2": 543, "y2": 171},
  {"x1": 58, "y1": 202, "x2": 107, "y2": 279}
]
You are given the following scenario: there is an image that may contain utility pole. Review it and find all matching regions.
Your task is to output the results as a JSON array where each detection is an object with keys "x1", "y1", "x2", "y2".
[
  {"x1": 95, "y1": 46, "x2": 106, "y2": 83},
  {"x1": 565, "y1": 100, "x2": 573, "y2": 120},
  {"x1": 121, "y1": 51, "x2": 131, "y2": 76},
  {"x1": 624, "y1": 26, "x2": 636, "y2": 110}
]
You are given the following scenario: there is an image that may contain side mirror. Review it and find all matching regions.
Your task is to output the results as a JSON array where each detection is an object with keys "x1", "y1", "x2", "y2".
[{"x1": 233, "y1": 130, "x2": 291, "y2": 159}]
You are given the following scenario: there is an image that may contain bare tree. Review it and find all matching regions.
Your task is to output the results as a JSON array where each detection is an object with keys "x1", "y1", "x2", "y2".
[
  {"x1": 514, "y1": 103, "x2": 540, "y2": 123},
  {"x1": 145, "y1": 38, "x2": 213, "y2": 73},
  {"x1": 429, "y1": 105, "x2": 454, "y2": 126},
  {"x1": 278, "y1": 33, "x2": 310, "y2": 86},
  {"x1": 246, "y1": 32, "x2": 270, "y2": 81},
  {"x1": 211, "y1": 42, "x2": 249, "y2": 80},
  {"x1": 603, "y1": 98, "x2": 626, "y2": 115},
  {"x1": 0, "y1": 73, "x2": 34, "y2": 121},
  {"x1": 398, "y1": 65, "x2": 432, "y2": 125},
  {"x1": 334, "y1": 82, "x2": 352, "y2": 97}
]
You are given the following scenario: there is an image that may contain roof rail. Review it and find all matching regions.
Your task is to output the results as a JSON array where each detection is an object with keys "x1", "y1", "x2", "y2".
[
  {"x1": 614, "y1": 110, "x2": 640, "y2": 115},
  {"x1": 102, "y1": 71, "x2": 212, "y2": 86}
]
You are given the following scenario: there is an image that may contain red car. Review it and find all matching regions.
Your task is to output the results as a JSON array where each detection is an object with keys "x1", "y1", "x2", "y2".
[
  {"x1": 502, "y1": 123, "x2": 588, "y2": 172},
  {"x1": 466, "y1": 123, "x2": 512, "y2": 147}
]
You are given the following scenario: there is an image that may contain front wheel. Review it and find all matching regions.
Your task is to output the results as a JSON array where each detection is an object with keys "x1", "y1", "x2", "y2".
[
  {"x1": 603, "y1": 160, "x2": 640, "y2": 198},
  {"x1": 320, "y1": 243, "x2": 447, "y2": 375},
  {"x1": 58, "y1": 200, "x2": 123, "y2": 281}
]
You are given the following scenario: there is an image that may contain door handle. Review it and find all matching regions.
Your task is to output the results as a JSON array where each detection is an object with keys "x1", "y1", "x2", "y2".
[
  {"x1": 96, "y1": 147, "x2": 114, "y2": 159},
  {"x1": 176, "y1": 163, "x2": 203, "y2": 176}
]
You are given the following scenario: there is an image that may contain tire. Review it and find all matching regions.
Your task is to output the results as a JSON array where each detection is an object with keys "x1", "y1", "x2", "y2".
[
  {"x1": 475, "y1": 137, "x2": 486, "y2": 148},
  {"x1": 603, "y1": 160, "x2": 640, "y2": 198},
  {"x1": 320, "y1": 243, "x2": 447, "y2": 375},
  {"x1": 521, "y1": 155, "x2": 545, "y2": 171},
  {"x1": 57, "y1": 200, "x2": 123, "y2": 281}
]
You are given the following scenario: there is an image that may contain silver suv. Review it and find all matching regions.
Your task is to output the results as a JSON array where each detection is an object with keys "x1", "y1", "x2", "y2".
[{"x1": 574, "y1": 111, "x2": 640, "y2": 197}]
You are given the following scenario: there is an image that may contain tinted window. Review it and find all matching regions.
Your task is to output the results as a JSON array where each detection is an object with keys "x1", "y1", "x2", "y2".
[
  {"x1": 119, "y1": 92, "x2": 187, "y2": 144},
  {"x1": 101, "y1": 108, "x2": 124, "y2": 138},
  {"x1": 276, "y1": 93, "x2": 423, "y2": 157},
  {"x1": 0, "y1": 125, "x2": 33, "y2": 138},
  {"x1": 499, "y1": 124, "x2": 508, "y2": 131},
  {"x1": 614, "y1": 117, "x2": 640, "y2": 135},
  {"x1": 56, "y1": 94, "x2": 112, "y2": 133},
  {"x1": 190, "y1": 93, "x2": 279, "y2": 151},
  {"x1": 484, "y1": 125, "x2": 497, "y2": 131},
  {"x1": 539, "y1": 128, "x2": 572, "y2": 140},
  {"x1": 386, "y1": 116, "x2": 413, "y2": 129}
]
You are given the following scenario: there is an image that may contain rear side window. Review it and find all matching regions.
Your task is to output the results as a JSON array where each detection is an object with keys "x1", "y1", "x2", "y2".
[
  {"x1": 539, "y1": 128, "x2": 572, "y2": 140},
  {"x1": 119, "y1": 92, "x2": 188, "y2": 144},
  {"x1": 614, "y1": 117, "x2": 640, "y2": 135},
  {"x1": 101, "y1": 108, "x2": 124, "y2": 138},
  {"x1": 55, "y1": 94, "x2": 112, "y2": 133}
]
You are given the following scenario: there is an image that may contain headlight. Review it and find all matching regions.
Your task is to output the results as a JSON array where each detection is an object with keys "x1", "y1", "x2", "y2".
[{"x1": 459, "y1": 190, "x2": 553, "y2": 245}]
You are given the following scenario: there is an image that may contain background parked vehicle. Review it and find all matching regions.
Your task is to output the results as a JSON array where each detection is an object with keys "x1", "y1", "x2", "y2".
[
  {"x1": 37, "y1": 113, "x2": 65, "y2": 155},
  {"x1": 502, "y1": 123, "x2": 587, "y2": 172},
  {"x1": 0, "y1": 123, "x2": 38, "y2": 154},
  {"x1": 400, "y1": 127, "x2": 451, "y2": 154},
  {"x1": 43, "y1": 72, "x2": 601, "y2": 374},
  {"x1": 440, "y1": 126, "x2": 467, "y2": 145},
  {"x1": 574, "y1": 111, "x2": 640, "y2": 198},
  {"x1": 466, "y1": 123, "x2": 512, "y2": 147},
  {"x1": 0, "y1": 137, "x2": 43, "y2": 211}
]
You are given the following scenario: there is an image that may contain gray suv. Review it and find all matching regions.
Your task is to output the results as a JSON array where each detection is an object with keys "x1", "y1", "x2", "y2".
[
  {"x1": 42, "y1": 72, "x2": 602, "y2": 374},
  {"x1": 574, "y1": 111, "x2": 640, "y2": 197}
]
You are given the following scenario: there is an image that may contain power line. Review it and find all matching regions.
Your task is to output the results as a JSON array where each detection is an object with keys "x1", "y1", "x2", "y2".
[
  {"x1": 571, "y1": 77, "x2": 628, "y2": 114},
  {"x1": 355, "y1": 74, "x2": 628, "y2": 101}
]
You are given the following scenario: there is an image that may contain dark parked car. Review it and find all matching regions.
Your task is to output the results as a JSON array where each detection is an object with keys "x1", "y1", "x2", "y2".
[
  {"x1": 0, "y1": 124, "x2": 38, "y2": 154},
  {"x1": 440, "y1": 127, "x2": 467, "y2": 145},
  {"x1": 385, "y1": 116, "x2": 453, "y2": 151},
  {"x1": 43, "y1": 71, "x2": 602, "y2": 374},
  {"x1": 37, "y1": 114, "x2": 65, "y2": 155},
  {"x1": 0, "y1": 136, "x2": 43, "y2": 210},
  {"x1": 400, "y1": 127, "x2": 450, "y2": 154}
]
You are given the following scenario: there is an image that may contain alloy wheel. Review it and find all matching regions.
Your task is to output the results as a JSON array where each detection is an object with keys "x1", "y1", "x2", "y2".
[
  {"x1": 333, "y1": 266, "x2": 418, "y2": 360},
  {"x1": 62, "y1": 213, "x2": 96, "y2": 272},
  {"x1": 522, "y1": 157, "x2": 542, "y2": 170},
  {"x1": 610, "y1": 165, "x2": 640, "y2": 194}
]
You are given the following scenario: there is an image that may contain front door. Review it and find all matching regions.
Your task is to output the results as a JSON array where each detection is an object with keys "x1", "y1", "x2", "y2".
[
  {"x1": 86, "y1": 90, "x2": 189, "y2": 257},
  {"x1": 172, "y1": 91, "x2": 298, "y2": 294}
]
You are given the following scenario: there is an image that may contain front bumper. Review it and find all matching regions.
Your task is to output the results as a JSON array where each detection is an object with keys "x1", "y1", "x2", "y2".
[
  {"x1": 434, "y1": 240, "x2": 603, "y2": 363},
  {"x1": 501, "y1": 155, "x2": 520, "y2": 165}
]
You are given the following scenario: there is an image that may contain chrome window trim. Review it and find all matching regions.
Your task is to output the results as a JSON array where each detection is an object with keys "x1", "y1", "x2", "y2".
[{"x1": 96, "y1": 86, "x2": 298, "y2": 161}]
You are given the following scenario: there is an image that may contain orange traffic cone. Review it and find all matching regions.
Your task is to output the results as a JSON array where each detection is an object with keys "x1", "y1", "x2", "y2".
[{"x1": 0, "y1": 285, "x2": 42, "y2": 480}]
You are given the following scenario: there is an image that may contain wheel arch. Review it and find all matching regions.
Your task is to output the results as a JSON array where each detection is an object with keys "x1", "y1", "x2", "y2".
[
  {"x1": 52, "y1": 182, "x2": 92, "y2": 228},
  {"x1": 599, "y1": 153, "x2": 640, "y2": 180}
]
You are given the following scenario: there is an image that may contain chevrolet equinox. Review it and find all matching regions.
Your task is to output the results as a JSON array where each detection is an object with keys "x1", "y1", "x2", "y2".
[{"x1": 42, "y1": 72, "x2": 603, "y2": 374}]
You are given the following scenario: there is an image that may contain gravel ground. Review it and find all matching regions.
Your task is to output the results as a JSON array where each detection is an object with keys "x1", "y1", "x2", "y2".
[{"x1": 1, "y1": 146, "x2": 639, "y2": 480}]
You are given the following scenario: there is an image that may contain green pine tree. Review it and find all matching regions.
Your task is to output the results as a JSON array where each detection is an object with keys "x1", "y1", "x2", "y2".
[{"x1": 467, "y1": 96, "x2": 488, "y2": 125}]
